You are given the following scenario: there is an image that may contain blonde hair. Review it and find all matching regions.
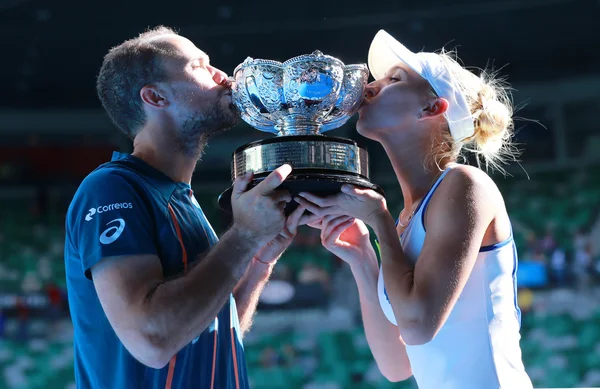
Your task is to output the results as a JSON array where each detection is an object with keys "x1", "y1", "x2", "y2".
[{"x1": 430, "y1": 50, "x2": 519, "y2": 173}]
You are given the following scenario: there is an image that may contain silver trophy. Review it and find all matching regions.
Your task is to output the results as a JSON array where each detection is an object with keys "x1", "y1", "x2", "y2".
[{"x1": 218, "y1": 50, "x2": 383, "y2": 213}]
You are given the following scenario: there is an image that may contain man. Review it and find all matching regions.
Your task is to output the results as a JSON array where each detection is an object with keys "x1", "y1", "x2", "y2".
[{"x1": 64, "y1": 26, "x2": 307, "y2": 389}]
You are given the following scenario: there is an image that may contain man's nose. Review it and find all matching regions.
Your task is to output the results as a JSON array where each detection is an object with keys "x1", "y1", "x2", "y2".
[{"x1": 212, "y1": 67, "x2": 229, "y2": 86}]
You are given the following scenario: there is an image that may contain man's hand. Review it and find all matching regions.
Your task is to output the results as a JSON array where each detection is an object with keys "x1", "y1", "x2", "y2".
[
  {"x1": 230, "y1": 164, "x2": 293, "y2": 246},
  {"x1": 254, "y1": 204, "x2": 309, "y2": 264},
  {"x1": 232, "y1": 203, "x2": 319, "y2": 336}
]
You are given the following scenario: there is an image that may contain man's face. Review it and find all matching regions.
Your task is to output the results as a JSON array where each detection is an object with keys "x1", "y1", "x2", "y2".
[{"x1": 158, "y1": 35, "x2": 238, "y2": 156}]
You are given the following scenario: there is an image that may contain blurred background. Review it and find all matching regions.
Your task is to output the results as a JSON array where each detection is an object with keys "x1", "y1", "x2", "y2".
[{"x1": 1, "y1": 0, "x2": 600, "y2": 388}]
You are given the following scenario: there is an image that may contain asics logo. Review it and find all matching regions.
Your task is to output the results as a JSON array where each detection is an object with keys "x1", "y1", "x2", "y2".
[
  {"x1": 85, "y1": 202, "x2": 133, "y2": 221},
  {"x1": 99, "y1": 219, "x2": 126, "y2": 245}
]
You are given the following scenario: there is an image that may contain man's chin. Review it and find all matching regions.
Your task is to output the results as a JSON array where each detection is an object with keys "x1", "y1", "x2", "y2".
[
  {"x1": 207, "y1": 114, "x2": 239, "y2": 138},
  {"x1": 223, "y1": 105, "x2": 240, "y2": 129},
  {"x1": 222, "y1": 109, "x2": 240, "y2": 132}
]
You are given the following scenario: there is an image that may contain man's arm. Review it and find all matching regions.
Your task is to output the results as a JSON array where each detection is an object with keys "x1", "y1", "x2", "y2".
[
  {"x1": 90, "y1": 165, "x2": 294, "y2": 369},
  {"x1": 232, "y1": 259, "x2": 274, "y2": 336},
  {"x1": 92, "y1": 226, "x2": 261, "y2": 369},
  {"x1": 232, "y1": 204, "x2": 309, "y2": 336}
]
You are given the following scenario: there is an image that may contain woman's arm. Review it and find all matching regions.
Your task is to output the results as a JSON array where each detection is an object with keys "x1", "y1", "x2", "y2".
[
  {"x1": 372, "y1": 166, "x2": 498, "y2": 345},
  {"x1": 294, "y1": 166, "x2": 501, "y2": 345},
  {"x1": 307, "y1": 216, "x2": 412, "y2": 381},
  {"x1": 349, "y1": 253, "x2": 413, "y2": 381}
]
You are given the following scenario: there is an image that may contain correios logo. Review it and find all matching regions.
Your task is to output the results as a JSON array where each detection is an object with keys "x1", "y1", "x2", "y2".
[{"x1": 85, "y1": 202, "x2": 133, "y2": 221}]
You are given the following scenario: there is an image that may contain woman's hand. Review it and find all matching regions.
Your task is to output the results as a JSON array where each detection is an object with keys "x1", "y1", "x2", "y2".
[
  {"x1": 308, "y1": 214, "x2": 377, "y2": 268},
  {"x1": 295, "y1": 184, "x2": 389, "y2": 227}
]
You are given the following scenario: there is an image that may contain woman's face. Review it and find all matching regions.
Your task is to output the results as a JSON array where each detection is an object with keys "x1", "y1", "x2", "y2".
[{"x1": 357, "y1": 62, "x2": 433, "y2": 140}]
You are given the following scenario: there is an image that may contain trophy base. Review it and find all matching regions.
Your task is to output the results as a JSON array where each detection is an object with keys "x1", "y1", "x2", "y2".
[{"x1": 218, "y1": 170, "x2": 384, "y2": 216}]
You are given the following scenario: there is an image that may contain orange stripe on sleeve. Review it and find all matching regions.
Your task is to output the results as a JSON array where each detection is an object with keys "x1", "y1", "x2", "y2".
[
  {"x1": 230, "y1": 307, "x2": 240, "y2": 389},
  {"x1": 168, "y1": 204, "x2": 188, "y2": 272},
  {"x1": 230, "y1": 328, "x2": 240, "y2": 389},
  {"x1": 164, "y1": 204, "x2": 188, "y2": 389},
  {"x1": 210, "y1": 328, "x2": 218, "y2": 389}
]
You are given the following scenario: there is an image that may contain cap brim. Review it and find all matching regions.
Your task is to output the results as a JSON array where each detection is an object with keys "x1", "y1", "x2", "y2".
[{"x1": 368, "y1": 30, "x2": 423, "y2": 81}]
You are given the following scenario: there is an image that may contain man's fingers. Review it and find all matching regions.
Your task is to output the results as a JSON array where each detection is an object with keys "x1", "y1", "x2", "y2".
[
  {"x1": 254, "y1": 164, "x2": 292, "y2": 195},
  {"x1": 285, "y1": 205, "x2": 306, "y2": 236},
  {"x1": 307, "y1": 221, "x2": 323, "y2": 230},
  {"x1": 300, "y1": 213, "x2": 322, "y2": 227},
  {"x1": 305, "y1": 215, "x2": 324, "y2": 229},
  {"x1": 232, "y1": 172, "x2": 254, "y2": 196},
  {"x1": 271, "y1": 189, "x2": 292, "y2": 204}
]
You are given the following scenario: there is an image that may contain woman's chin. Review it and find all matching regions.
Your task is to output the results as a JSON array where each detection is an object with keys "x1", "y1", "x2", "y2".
[
  {"x1": 355, "y1": 117, "x2": 369, "y2": 136},
  {"x1": 355, "y1": 120, "x2": 383, "y2": 142}
]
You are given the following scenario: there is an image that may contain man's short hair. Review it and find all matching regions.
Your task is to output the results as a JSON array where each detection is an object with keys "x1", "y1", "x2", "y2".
[{"x1": 96, "y1": 26, "x2": 179, "y2": 139}]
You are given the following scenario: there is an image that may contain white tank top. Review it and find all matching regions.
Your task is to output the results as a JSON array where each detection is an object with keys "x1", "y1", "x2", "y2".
[{"x1": 377, "y1": 165, "x2": 533, "y2": 389}]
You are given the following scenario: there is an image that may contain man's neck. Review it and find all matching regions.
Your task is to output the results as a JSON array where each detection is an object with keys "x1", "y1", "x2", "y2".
[{"x1": 131, "y1": 126, "x2": 201, "y2": 184}]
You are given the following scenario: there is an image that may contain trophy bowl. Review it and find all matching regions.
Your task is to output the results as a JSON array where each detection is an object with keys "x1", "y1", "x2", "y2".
[{"x1": 218, "y1": 50, "x2": 384, "y2": 214}]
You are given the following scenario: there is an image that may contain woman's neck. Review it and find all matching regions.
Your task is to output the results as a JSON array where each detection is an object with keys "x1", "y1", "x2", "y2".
[{"x1": 380, "y1": 137, "x2": 446, "y2": 213}]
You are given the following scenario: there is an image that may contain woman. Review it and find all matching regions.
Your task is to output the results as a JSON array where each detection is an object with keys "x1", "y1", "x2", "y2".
[{"x1": 294, "y1": 30, "x2": 533, "y2": 389}]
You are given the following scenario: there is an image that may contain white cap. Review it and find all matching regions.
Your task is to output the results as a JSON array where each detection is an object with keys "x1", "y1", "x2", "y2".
[{"x1": 368, "y1": 29, "x2": 475, "y2": 143}]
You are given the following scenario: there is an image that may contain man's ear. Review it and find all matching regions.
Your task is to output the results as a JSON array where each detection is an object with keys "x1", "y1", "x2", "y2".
[{"x1": 140, "y1": 85, "x2": 169, "y2": 108}]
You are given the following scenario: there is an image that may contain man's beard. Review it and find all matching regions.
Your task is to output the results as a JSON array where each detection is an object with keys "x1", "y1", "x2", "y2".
[{"x1": 177, "y1": 101, "x2": 238, "y2": 158}]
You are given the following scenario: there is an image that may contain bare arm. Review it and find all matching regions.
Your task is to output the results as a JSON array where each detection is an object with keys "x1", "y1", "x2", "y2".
[
  {"x1": 349, "y1": 252, "x2": 412, "y2": 381},
  {"x1": 92, "y1": 226, "x2": 261, "y2": 369},
  {"x1": 233, "y1": 204, "x2": 308, "y2": 336},
  {"x1": 232, "y1": 259, "x2": 274, "y2": 336},
  {"x1": 91, "y1": 165, "x2": 294, "y2": 369},
  {"x1": 372, "y1": 167, "x2": 498, "y2": 345},
  {"x1": 298, "y1": 213, "x2": 411, "y2": 382},
  {"x1": 295, "y1": 166, "x2": 503, "y2": 347}
]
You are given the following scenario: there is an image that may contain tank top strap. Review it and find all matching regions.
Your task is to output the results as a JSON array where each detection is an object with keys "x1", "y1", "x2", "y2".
[
  {"x1": 395, "y1": 164, "x2": 458, "y2": 229},
  {"x1": 422, "y1": 164, "x2": 456, "y2": 206}
]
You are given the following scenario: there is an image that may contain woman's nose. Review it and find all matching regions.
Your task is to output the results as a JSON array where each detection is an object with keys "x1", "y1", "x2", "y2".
[{"x1": 364, "y1": 82, "x2": 380, "y2": 99}]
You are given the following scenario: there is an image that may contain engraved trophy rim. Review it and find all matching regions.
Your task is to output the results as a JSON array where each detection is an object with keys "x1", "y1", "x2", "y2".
[{"x1": 230, "y1": 133, "x2": 370, "y2": 156}]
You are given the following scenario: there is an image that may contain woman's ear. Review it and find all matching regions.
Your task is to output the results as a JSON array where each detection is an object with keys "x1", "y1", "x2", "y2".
[{"x1": 419, "y1": 97, "x2": 449, "y2": 119}]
